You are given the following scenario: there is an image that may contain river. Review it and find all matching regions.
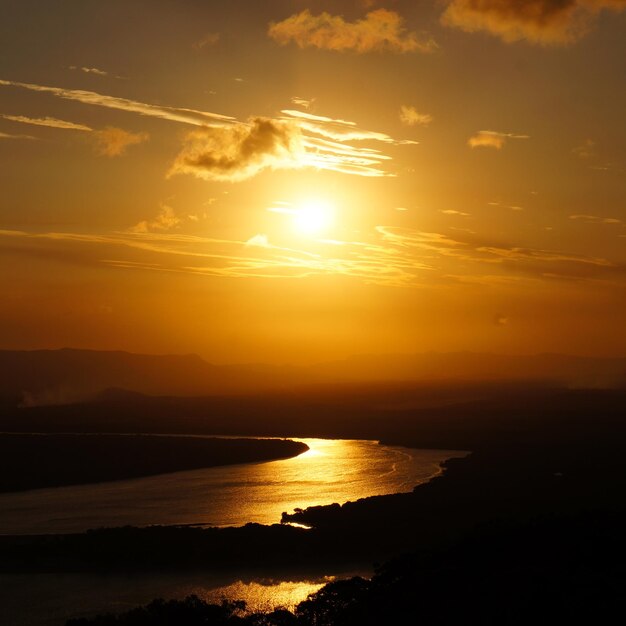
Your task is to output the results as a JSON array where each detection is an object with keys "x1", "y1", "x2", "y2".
[{"x1": 0, "y1": 438, "x2": 465, "y2": 625}]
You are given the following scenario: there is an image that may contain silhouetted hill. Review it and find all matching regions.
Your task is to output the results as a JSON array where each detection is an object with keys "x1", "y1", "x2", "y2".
[
  {"x1": 0, "y1": 348, "x2": 624, "y2": 406},
  {"x1": 0, "y1": 349, "x2": 296, "y2": 402}
]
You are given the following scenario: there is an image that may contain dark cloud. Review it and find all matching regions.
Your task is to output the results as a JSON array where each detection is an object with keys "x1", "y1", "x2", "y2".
[
  {"x1": 442, "y1": 0, "x2": 626, "y2": 45},
  {"x1": 169, "y1": 117, "x2": 303, "y2": 182}
]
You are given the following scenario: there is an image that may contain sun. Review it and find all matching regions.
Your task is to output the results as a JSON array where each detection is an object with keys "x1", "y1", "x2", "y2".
[{"x1": 293, "y1": 199, "x2": 334, "y2": 236}]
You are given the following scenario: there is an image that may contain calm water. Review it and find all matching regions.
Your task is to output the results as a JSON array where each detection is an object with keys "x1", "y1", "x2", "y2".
[
  {"x1": 0, "y1": 438, "x2": 464, "y2": 535},
  {"x1": 0, "y1": 438, "x2": 465, "y2": 626}
]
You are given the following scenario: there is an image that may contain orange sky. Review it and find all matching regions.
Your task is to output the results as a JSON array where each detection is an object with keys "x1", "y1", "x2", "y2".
[{"x1": 1, "y1": 1, "x2": 625, "y2": 363}]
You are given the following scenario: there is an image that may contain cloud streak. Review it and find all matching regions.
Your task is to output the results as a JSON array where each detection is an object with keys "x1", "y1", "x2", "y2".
[
  {"x1": 0, "y1": 78, "x2": 235, "y2": 127},
  {"x1": 1, "y1": 114, "x2": 92, "y2": 131},
  {"x1": 468, "y1": 130, "x2": 529, "y2": 149},
  {"x1": 0, "y1": 131, "x2": 36, "y2": 140},
  {"x1": 2, "y1": 220, "x2": 623, "y2": 288},
  {"x1": 269, "y1": 9, "x2": 436, "y2": 54}
]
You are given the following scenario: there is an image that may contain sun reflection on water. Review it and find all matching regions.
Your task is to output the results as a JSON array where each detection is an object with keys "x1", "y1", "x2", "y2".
[{"x1": 197, "y1": 579, "x2": 333, "y2": 613}]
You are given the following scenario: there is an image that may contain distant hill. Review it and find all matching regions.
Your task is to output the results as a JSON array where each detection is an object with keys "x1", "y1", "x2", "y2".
[
  {"x1": 0, "y1": 348, "x2": 625, "y2": 405},
  {"x1": 315, "y1": 352, "x2": 626, "y2": 389},
  {"x1": 0, "y1": 349, "x2": 296, "y2": 403}
]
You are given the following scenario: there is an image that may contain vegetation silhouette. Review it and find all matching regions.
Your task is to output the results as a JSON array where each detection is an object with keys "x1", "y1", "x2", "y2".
[{"x1": 65, "y1": 510, "x2": 626, "y2": 625}]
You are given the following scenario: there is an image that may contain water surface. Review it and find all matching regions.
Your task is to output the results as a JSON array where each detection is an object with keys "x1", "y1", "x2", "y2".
[{"x1": 0, "y1": 438, "x2": 463, "y2": 535}]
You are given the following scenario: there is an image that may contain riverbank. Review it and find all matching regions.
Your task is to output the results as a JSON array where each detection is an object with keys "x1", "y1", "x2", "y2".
[{"x1": 0, "y1": 434, "x2": 308, "y2": 493}]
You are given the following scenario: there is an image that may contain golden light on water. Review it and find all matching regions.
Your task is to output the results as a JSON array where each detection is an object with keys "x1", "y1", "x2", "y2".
[{"x1": 199, "y1": 579, "x2": 333, "y2": 613}]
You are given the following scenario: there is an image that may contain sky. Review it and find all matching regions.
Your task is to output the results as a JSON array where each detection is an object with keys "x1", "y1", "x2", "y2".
[{"x1": 0, "y1": 0, "x2": 625, "y2": 364}]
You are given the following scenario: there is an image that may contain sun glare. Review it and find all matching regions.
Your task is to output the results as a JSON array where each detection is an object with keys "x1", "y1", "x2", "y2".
[{"x1": 293, "y1": 199, "x2": 334, "y2": 236}]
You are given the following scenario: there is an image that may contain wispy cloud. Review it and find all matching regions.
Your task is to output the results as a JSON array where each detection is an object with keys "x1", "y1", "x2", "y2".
[
  {"x1": 93, "y1": 126, "x2": 149, "y2": 157},
  {"x1": 269, "y1": 9, "x2": 437, "y2": 54},
  {"x1": 1, "y1": 78, "x2": 407, "y2": 178},
  {"x1": 0, "y1": 130, "x2": 36, "y2": 140},
  {"x1": 1, "y1": 222, "x2": 624, "y2": 287},
  {"x1": 0, "y1": 78, "x2": 235, "y2": 127},
  {"x1": 441, "y1": 209, "x2": 470, "y2": 216},
  {"x1": 468, "y1": 130, "x2": 529, "y2": 149},
  {"x1": 2, "y1": 111, "x2": 148, "y2": 156},
  {"x1": 570, "y1": 214, "x2": 623, "y2": 225},
  {"x1": 488, "y1": 201, "x2": 524, "y2": 211},
  {"x1": 193, "y1": 32, "x2": 220, "y2": 50},
  {"x1": 441, "y1": 0, "x2": 626, "y2": 46},
  {"x1": 245, "y1": 234, "x2": 270, "y2": 248},
  {"x1": 291, "y1": 96, "x2": 314, "y2": 109},
  {"x1": 572, "y1": 139, "x2": 597, "y2": 159},
  {"x1": 399, "y1": 105, "x2": 433, "y2": 127},
  {"x1": 1, "y1": 113, "x2": 92, "y2": 131},
  {"x1": 69, "y1": 66, "x2": 109, "y2": 77}
]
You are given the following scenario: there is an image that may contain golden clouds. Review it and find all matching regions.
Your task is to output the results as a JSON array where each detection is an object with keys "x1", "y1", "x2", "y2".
[
  {"x1": 442, "y1": 0, "x2": 626, "y2": 45},
  {"x1": 268, "y1": 9, "x2": 436, "y2": 53},
  {"x1": 169, "y1": 117, "x2": 304, "y2": 182},
  {"x1": 468, "y1": 130, "x2": 529, "y2": 149},
  {"x1": 399, "y1": 106, "x2": 433, "y2": 127},
  {"x1": 1, "y1": 77, "x2": 408, "y2": 179},
  {"x1": 93, "y1": 126, "x2": 149, "y2": 157},
  {"x1": 1, "y1": 110, "x2": 147, "y2": 157},
  {"x1": 2, "y1": 221, "x2": 622, "y2": 288}
]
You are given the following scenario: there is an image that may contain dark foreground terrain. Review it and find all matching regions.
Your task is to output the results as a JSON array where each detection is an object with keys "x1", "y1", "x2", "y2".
[
  {"x1": 1, "y1": 381, "x2": 625, "y2": 624},
  {"x1": 0, "y1": 435, "x2": 308, "y2": 492},
  {"x1": 65, "y1": 509, "x2": 626, "y2": 626}
]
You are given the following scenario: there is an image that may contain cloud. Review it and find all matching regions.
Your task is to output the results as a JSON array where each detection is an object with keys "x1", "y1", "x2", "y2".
[
  {"x1": 1, "y1": 113, "x2": 92, "y2": 131},
  {"x1": 441, "y1": 0, "x2": 626, "y2": 46},
  {"x1": 488, "y1": 201, "x2": 524, "y2": 211},
  {"x1": 169, "y1": 117, "x2": 304, "y2": 182},
  {"x1": 569, "y1": 214, "x2": 623, "y2": 224},
  {"x1": 245, "y1": 234, "x2": 270, "y2": 248},
  {"x1": 399, "y1": 105, "x2": 433, "y2": 127},
  {"x1": 494, "y1": 313, "x2": 510, "y2": 326},
  {"x1": 441, "y1": 209, "x2": 471, "y2": 216},
  {"x1": 2, "y1": 218, "x2": 624, "y2": 288},
  {"x1": 193, "y1": 32, "x2": 220, "y2": 50},
  {"x1": 268, "y1": 9, "x2": 437, "y2": 54},
  {"x1": 0, "y1": 78, "x2": 412, "y2": 178},
  {"x1": 282, "y1": 109, "x2": 416, "y2": 145},
  {"x1": 3, "y1": 111, "x2": 147, "y2": 156},
  {"x1": 93, "y1": 126, "x2": 149, "y2": 157},
  {"x1": 130, "y1": 205, "x2": 181, "y2": 233},
  {"x1": 0, "y1": 78, "x2": 235, "y2": 127},
  {"x1": 70, "y1": 66, "x2": 109, "y2": 77},
  {"x1": 0, "y1": 131, "x2": 36, "y2": 140},
  {"x1": 468, "y1": 130, "x2": 529, "y2": 149},
  {"x1": 572, "y1": 139, "x2": 597, "y2": 158},
  {"x1": 291, "y1": 96, "x2": 314, "y2": 109}
]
